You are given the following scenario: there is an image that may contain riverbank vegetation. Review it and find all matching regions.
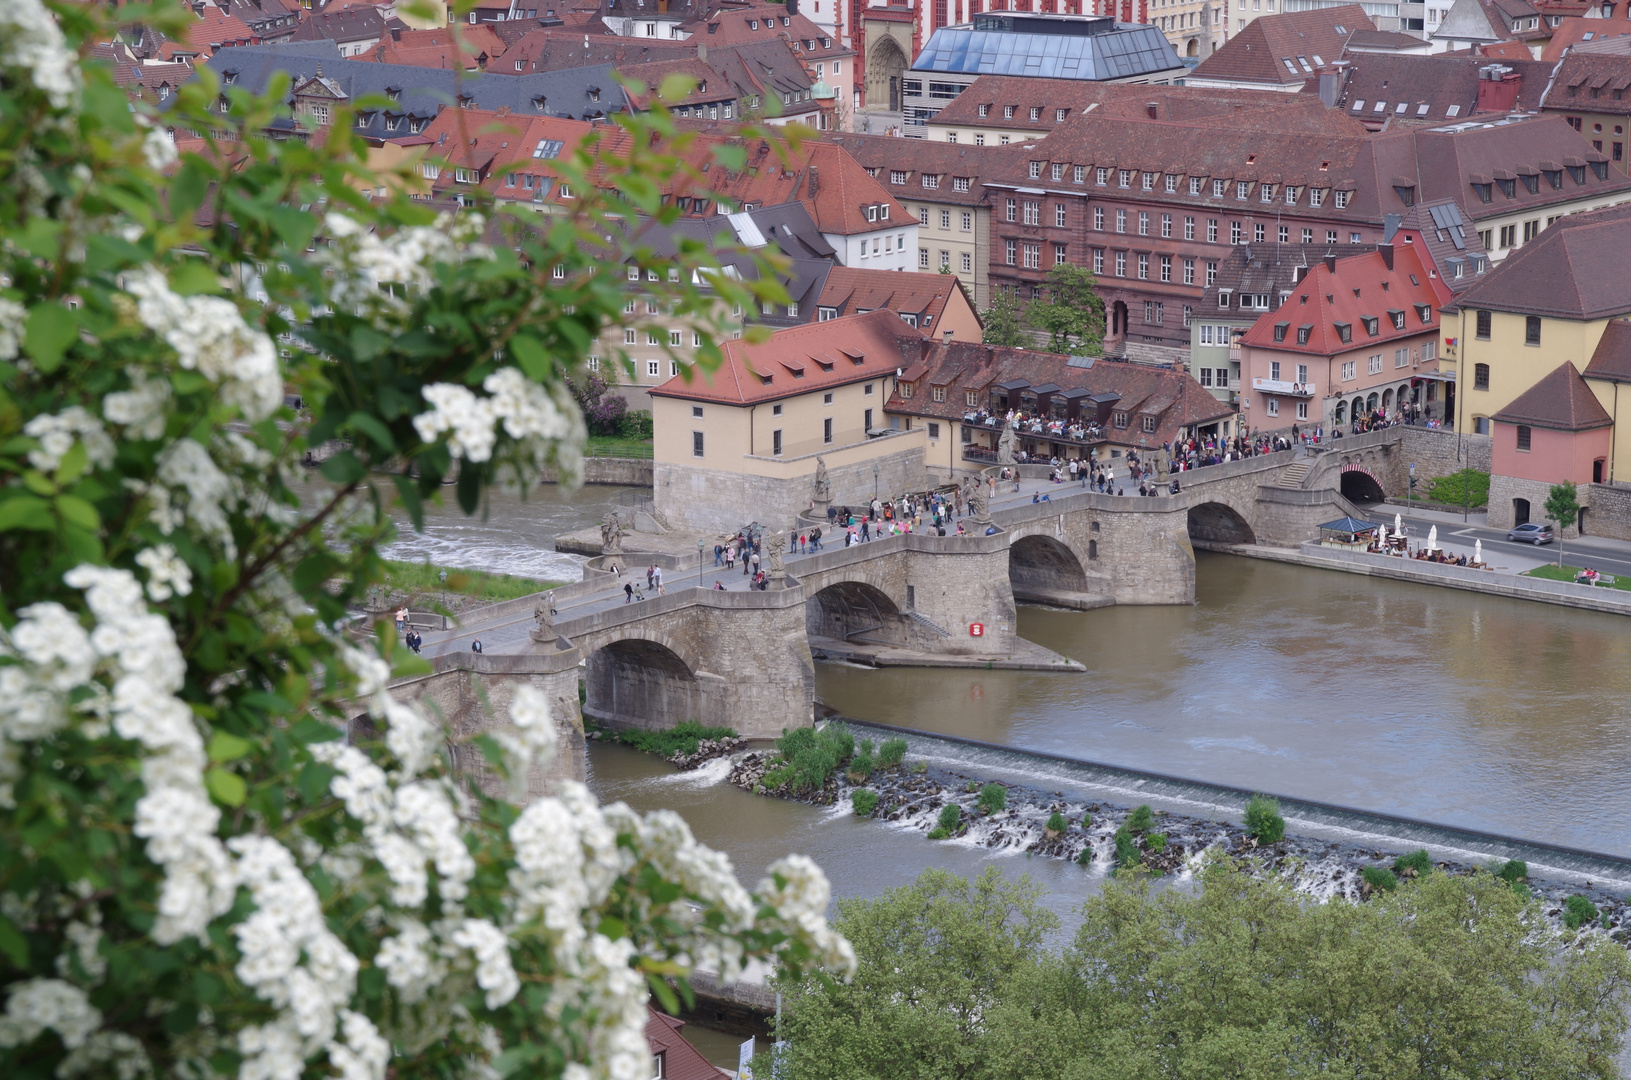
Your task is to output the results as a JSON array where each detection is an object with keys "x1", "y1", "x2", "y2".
[
  {"x1": 1426, "y1": 468, "x2": 1490, "y2": 508},
  {"x1": 1523, "y1": 563, "x2": 1631, "y2": 590},
  {"x1": 605, "y1": 720, "x2": 737, "y2": 759},
  {"x1": 380, "y1": 559, "x2": 564, "y2": 608},
  {"x1": 776, "y1": 865, "x2": 1631, "y2": 1080}
]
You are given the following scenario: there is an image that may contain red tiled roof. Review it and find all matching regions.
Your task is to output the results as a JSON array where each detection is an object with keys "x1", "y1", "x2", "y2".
[
  {"x1": 1238, "y1": 244, "x2": 1451, "y2": 355},
  {"x1": 649, "y1": 309, "x2": 923, "y2": 405},
  {"x1": 415, "y1": 107, "x2": 594, "y2": 202},
  {"x1": 817, "y1": 266, "x2": 972, "y2": 332},
  {"x1": 645, "y1": 1009, "x2": 725, "y2": 1080},
  {"x1": 1453, "y1": 200, "x2": 1631, "y2": 318},
  {"x1": 1190, "y1": 5, "x2": 1375, "y2": 86},
  {"x1": 1584, "y1": 318, "x2": 1631, "y2": 382},
  {"x1": 680, "y1": 0, "x2": 851, "y2": 59},
  {"x1": 1493, "y1": 361, "x2": 1614, "y2": 428}
]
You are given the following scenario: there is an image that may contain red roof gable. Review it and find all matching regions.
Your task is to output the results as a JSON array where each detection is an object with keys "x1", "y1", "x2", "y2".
[
  {"x1": 645, "y1": 1009, "x2": 726, "y2": 1080},
  {"x1": 1239, "y1": 244, "x2": 1450, "y2": 356}
]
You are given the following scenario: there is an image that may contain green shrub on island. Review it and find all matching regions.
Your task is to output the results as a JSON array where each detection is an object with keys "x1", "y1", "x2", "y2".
[
  {"x1": 1564, "y1": 895, "x2": 1601, "y2": 931},
  {"x1": 846, "y1": 749, "x2": 875, "y2": 782},
  {"x1": 1393, "y1": 849, "x2": 1433, "y2": 878},
  {"x1": 1046, "y1": 812, "x2": 1068, "y2": 834},
  {"x1": 859, "y1": 738, "x2": 874, "y2": 756},
  {"x1": 1147, "y1": 832, "x2": 1168, "y2": 854},
  {"x1": 1082, "y1": 813, "x2": 1093, "y2": 829},
  {"x1": 965, "y1": 781, "x2": 980, "y2": 793},
  {"x1": 1076, "y1": 846, "x2": 1093, "y2": 866},
  {"x1": 938, "y1": 804, "x2": 963, "y2": 833},
  {"x1": 1244, "y1": 795, "x2": 1287, "y2": 844},
  {"x1": 978, "y1": 783, "x2": 1008, "y2": 814},
  {"x1": 1125, "y1": 804, "x2": 1155, "y2": 833},
  {"x1": 768, "y1": 723, "x2": 855, "y2": 794},
  {"x1": 615, "y1": 720, "x2": 736, "y2": 758},
  {"x1": 851, "y1": 790, "x2": 880, "y2": 817},
  {"x1": 1495, "y1": 858, "x2": 1528, "y2": 884},
  {"x1": 911, "y1": 761, "x2": 929, "y2": 774},
  {"x1": 1114, "y1": 827, "x2": 1141, "y2": 870},
  {"x1": 927, "y1": 827, "x2": 951, "y2": 840},
  {"x1": 1361, "y1": 866, "x2": 1399, "y2": 893},
  {"x1": 878, "y1": 738, "x2": 909, "y2": 768}
]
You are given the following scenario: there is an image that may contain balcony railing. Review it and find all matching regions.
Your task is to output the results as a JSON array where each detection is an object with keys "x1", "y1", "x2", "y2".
[{"x1": 1252, "y1": 377, "x2": 1316, "y2": 398}]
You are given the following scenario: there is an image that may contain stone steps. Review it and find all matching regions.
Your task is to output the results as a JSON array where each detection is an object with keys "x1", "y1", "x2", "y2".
[{"x1": 1275, "y1": 462, "x2": 1312, "y2": 488}]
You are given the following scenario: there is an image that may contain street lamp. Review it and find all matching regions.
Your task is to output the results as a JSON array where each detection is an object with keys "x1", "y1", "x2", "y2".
[
  {"x1": 697, "y1": 539, "x2": 705, "y2": 588},
  {"x1": 873, "y1": 463, "x2": 879, "y2": 501},
  {"x1": 438, "y1": 569, "x2": 447, "y2": 619}
]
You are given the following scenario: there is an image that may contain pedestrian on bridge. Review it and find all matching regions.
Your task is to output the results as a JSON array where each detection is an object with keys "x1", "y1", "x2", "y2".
[
  {"x1": 653, "y1": 566, "x2": 665, "y2": 595},
  {"x1": 714, "y1": 543, "x2": 724, "y2": 567}
]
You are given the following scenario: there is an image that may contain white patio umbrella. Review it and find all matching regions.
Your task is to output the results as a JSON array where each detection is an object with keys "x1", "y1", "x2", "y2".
[
  {"x1": 1378, "y1": 524, "x2": 1388, "y2": 548},
  {"x1": 1427, "y1": 525, "x2": 1438, "y2": 551},
  {"x1": 1474, "y1": 538, "x2": 1482, "y2": 564},
  {"x1": 1394, "y1": 512, "x2": 1403, "y2": 534}
]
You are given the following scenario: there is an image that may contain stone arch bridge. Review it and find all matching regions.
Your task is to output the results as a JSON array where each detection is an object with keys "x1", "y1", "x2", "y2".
[{"x1": 398, "y1": 427, "x2": 1426, "y2": 772}]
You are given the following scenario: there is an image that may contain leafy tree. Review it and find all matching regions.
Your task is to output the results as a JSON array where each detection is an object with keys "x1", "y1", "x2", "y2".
[
  {"x1": 782, "y1": 863, "x2": 1631, "y2": 1080},
  {"x1": 1025, "y1": 263, "x2": 1105, "y2": 355},
  {"x1": 0, "y1": 4, "x2": 852, "y2": 1080},
  {"x1": 567, "y1": 372, "x2": 630, "y2": 436},
  {"x1": 980, "y1": 287, "x2": 1028, "y2": 348},
  {"x1": 777, "y1": 868, "x2": 1057, "y2": 1080},
  {"x1": 1545, "y1": 481, "x2": 1582, "y2": 567}
]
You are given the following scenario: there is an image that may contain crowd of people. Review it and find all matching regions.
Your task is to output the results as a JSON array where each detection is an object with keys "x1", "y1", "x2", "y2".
[{"x1": 963, "y1": 408, "x2": 1105, "y2": 447}]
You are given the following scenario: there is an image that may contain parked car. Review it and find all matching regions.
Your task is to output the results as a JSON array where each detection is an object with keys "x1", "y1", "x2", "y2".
[{"x1": 1507, "y1": 523, "x2": 1554, "y2": 544}]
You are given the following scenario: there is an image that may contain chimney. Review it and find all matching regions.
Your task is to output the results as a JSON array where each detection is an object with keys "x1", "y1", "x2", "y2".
[
  {"x1": 807, "y1": 165, "x2": 819, "y2": 197},
  {"x1": 1318, "y1": 68, "x2": 1341, "y2": 108},
  {"x1": 1475, "y1": 64, "x2": 1522, "y2": 113},
  {"x1": 1292, "y1": 264, "x2": 1309, "y2": 284},
  {"x1": 1324, "y1": 253, "x2": 1337, "y2": 272},
  {"x1": 786, "y1": 0, "x2": 799, "y2": 14},
  {"x1": 697, "y1": 41, "x2": 706, "y2": 61},
  {"x1": 943, "y1": 329, "x2": 954, "y2": 341},
  {"x1": 1146, "y1": 101, "x2": 1157, "y2": 118},
  {"x1": 1379, "y1": 242, "x2": 1394, "y2": 271},
  {"x1": 391, "y1": 24, "x2": 401, "y2": 39}
]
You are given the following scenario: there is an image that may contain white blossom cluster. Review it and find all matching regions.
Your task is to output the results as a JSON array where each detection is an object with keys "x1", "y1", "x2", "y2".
[
  {"x1": 102, "y1": 368, "x2": 172, "y2": 441},
  {"x1": 0, "y1": 297, "x2": 25, "y2": 361},
  {"x1": 0, "y1": 978, "x2": 102, "y2": 1050},
  {"x1": 23, "y1": 405, "x2": 116, "y2": 474},
  {"x1": 124, "y1": 267, "x2": 283, "y2": 422},
  {"x1": 134, "y1": 544, "x2": 193, "y2": 602},
  {"x1": 317, "y1": 211, "x2": 489, "y2": 313},
  {"x1": 413, "y1": 368, "x2": 585, "y2": 483},
  {"x1": 154, "y1": 438, "x2": 239, "y2": 555},
  {"x1": 0, "y1": 0, "x2": 81, "y2": 109}
]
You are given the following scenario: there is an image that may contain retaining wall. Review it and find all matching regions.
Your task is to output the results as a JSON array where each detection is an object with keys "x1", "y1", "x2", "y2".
[{"x1": 539, "y1": 457, "x2": 654, "y2": 487}]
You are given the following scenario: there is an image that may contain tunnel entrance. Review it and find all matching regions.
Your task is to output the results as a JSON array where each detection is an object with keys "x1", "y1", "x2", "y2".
[
  {"x1": 583, "y1": 638, "x2": 702, "y2": 731},
  {"x1": 1186, "y1": 502, "x2": 1257, "y2": 546},
  {"x1": 1009, "y1": 534, "x2": 1099, "y2": 607},
  {"x1": 1339, "y1": 469, "x2": 1387, "y2": 505}
]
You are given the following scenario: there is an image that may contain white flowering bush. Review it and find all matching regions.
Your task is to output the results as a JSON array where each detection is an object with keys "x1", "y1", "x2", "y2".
[{"x1": 0, "y1": 3, "x2": 848, "y2": 1079}]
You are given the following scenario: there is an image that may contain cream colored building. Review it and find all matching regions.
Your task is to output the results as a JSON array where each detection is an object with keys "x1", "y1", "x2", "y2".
[{"x1": 648, "y1": 310, "x2": 931, "y2": 531}]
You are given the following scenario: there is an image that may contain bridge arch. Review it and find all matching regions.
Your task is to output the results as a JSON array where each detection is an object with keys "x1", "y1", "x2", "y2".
[
  {"x1": 1339, "y1": 463, "x2": 1386, "y2": 504},
  {"x1": 582, "y1": 634, "x2": 703, "y2": 732},
  {"x1": 1187, "y1": 500, "x2": 1257, "y2": 545},
  {"x1": 1009, "y1": 533, "x2": 1090, "y2": 601}
]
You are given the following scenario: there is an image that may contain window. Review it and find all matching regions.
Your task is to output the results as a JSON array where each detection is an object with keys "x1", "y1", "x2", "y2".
[
  {"x1": 1476, "y1": 310, "x2": 1492, "y2": 339},
  {"x1": 1115, "y1": 251, "x2": 1127, "y2": 277},
  {"x1": 1296, "y1": 401, "x2": 1308, "y2": 421},
  {"x1": 1138, "y1": 211, "x2": 1149, "y2": 236},
  {"x1": 1212, "y1": 179, "x2": 1227, "y2": 198},
  {"x1": 1113, "y1": 410, "x2": 1129, "y2": 429},
  {"x1": 1199, "y1": 367, "x2": 1214, "y2": 387},
  {"x1": 1254, "y1": 224, "x2": 1265, "y2": 243},
  {"x1": 1208, "y1": 219, "x2": 1219, "y2": 243},
  {"x1": 928, "y1": 422, "x2": 941, "y2": 438},
  {"x1": 818, "y1": 306, "x2": 837, "y2": 321},
  {"x1": 1116, "y1": 209, "x2": 1127, "y2": 233},
  {"x1": 1056, "y1": 204, "x2": 1067, "y2": 227},
  {"x1": 1074, "y1": 166, "x2": 1086, "y2": 183},
  {"x1": 788, "y1": 302, "x2": 799, "y2": 317},
  {"x1": 1206, "y1": 261, "x2": 1218, "y2": 286},
  {"x1": 962, "y1": 252, "x2": 971, "y2": 272},
  {"x1": 1004, "y1": 105, "x2": 1016, "y2": 119},
  {"x1": 1160, "y1": 255, "x2": 1172, "y2": 282},
  {"x1": 1334, "y1": 190, "x2": 1350, "y2": 209},
  {"x1": 1475, "y1": 363, "x2": 1490, "y2": 390},
  {"x1": 962, "y1": 212, "x2": 972, "y2": 231},
  {"x1": 954, "y1": 177, "x2": 972, "y2": 193},
  {"x1": 1161, "y1": 214, "x2": 1172, "y2": 238},
  {"x1": 1369, "y1": 354, "x2": 1383, "y2": 375},
  {"x1": 864, "y1": 408, "x2": 873, "y2": 430},
  {"x1": 1525, "y1": 316, "x2": 1541, "y2": 345},
  {"x1": 1183, "y1": 258, "x2": 1195, "y2": 285},
  {"x1": 1142, "y1": 414, "x2": 1158, "y2": 432},
  {"x1": 1362, "y1": 316, "x2": 1379, "y2": 337},
  {"x1": 918, "y1": 207, "x2": 930, "y2": 226},
  {"x1": 823, "y1": 418, "x2": 833, "y2": 443},
  {"x1": 624, "y1": 329, "x2": 637, "y2": 345},
  {"x1": 1051, "y1": 163, "x2": 1064, "y2": 182},
  {"x1": 669, "y1": 330, "x2": 682, "y2": 346},
  {"x1": 1119, "y1": 170, "x2": 1134, "y2": 188},
  {"x1": 1236, "y1": 181, "x2": 1250, "y2": 200},
  {"x1": 1266, "y1": 398, "x2": 1279, "y2": 417},
  {"x1": 1395, "y1": 347, "x2": 1410, "y2": 368},
  {"x1": 1516, "y1": 424, "x2": 1531, "y2": 451},
  {"x1": 587, "y1": 355, "x2": 600, "y2": 371},
  {"x1": 1142, "y1": 172, "x2": 1156, "y2": 191},
  {"x1": 1030, "y1": 107, "x2": 1042, "y2": 121},
  {"x1": 1005, "y1": 198, "x2": 1016, "y2": 222},
  {"x1": 1094, "y1": 207, "x2": 1105, "y2": 230},
  {"x1": 1423, "y1": 340, "x2": 1436, "y2": 362},
  {"x1": 1137, "y1": 253, "x2": 1149, "y2": 280},
  {"x1": 1189, "y1": 177, "x2": 1203, "y2": 196},
  {"x1": 1029, "y1": 161, "x2": 1042, "y2": 179},
  {"x1": 1024, "y1": 202, "x2": 1040, "y2": 226},
  {"x1": 1165, "y1": 174, "x2": 1178, "y2": 194},
  {"x1": 942, "y1": 250, "x2": 952, "y2": 270},
  {"x1": 1335, "y1": 322, "x2": 1352, "y2": 344},
  {"x1": 1023, "y1": 243, "x2": 1040, "y2": 269},
  {"x1": 1184, "y1": 216, "x2": 1195, "y2": 240},
  {"x1": 1184, "y1": 306, "x2": 1193, "y2": 327},
  {"x1": 1342, "y1": 360, "x2": 1356, "y2": 381},
  {"x1": 1499, "y1": 224, "x2": 1516, "y2": 249},
  {"x1": 1093, "y1": 248, "x2": 1104, "y2": 274},
  {"x1": 1096, "y1": 167, "x2": 1109, "y2": 186},
  {"x1": 923, "y1": 174, "x2": 940, "y2": 190},
  {"x1": 647, "y1": 359, "x2": 661, "y2": 376},
  {"x1": 865, "y1": 383, "x2": 874, "y2": 396},
  {"x1": 1055, "y1": 244, "x2": 1067, "y2": 266},
  {"x1": 940, "y1": 210, "x2": 951, "y2": 229},
  {"x1": 1303, "y1": 228, "x2": 1313, "y2": 243},
  {"x1": 1297, "y1": 325, "x2": 1311, "y2": 345},
  {"x1": 900, "y1": 382, "x2": 913, "y2": 399},
  {"x1": 1230, "y1": 221, "x2": 1242, "y2": 244},
  {"x1": 920, "y1": 248, "x2": 931, "y2": 268},
  {"x1": 1005, "y1": 240, "x2": 1016, "y2": 266},
  {"x1": 692, "y1": 431, "x2": 704, "y2": 457}
]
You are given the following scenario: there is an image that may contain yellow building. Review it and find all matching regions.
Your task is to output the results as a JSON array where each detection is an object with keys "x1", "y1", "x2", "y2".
[{"x1": 648, "y1": 310, "x2": 930, "y2": 531}]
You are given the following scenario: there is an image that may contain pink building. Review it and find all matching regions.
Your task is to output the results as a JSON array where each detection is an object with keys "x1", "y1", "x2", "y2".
[
  {"x1": 1489, "y1": 361, "x2": 1613, "y2": 532},
  {"x1": 1235, "y1": 243, "x2": 1453, "y2": 432}
]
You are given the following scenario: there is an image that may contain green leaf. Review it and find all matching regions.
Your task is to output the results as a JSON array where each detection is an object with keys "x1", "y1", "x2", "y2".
[
  {"x1": 54, "y1": 494, "x2": 101, "y2": 532},
  {"x1": 208, "y1": 732, "x2": 254, "y2": 763},
  {"x1": 494, "y1": 1043, "x2": 547, "y2": 1078},
  {"x1": 53, "y1": 440, "x2": 88, "y2": 487},
  {"x1": 297, "y1": 762, "x2": 336, "y2": 803},
  {"x1": 508, "y1": 333, "x2": 552, "y2": 381},
  {"x1": 597, "y1": 915, "x2": 628, "y2": 940},
  {"x1": 393, "y1": 473, "x2": 424, "y2": 531},
  {"x1": 169, "y1": 161, "x2": 210, "y2": 223},
  {"x1": 16, "y1": 218, "x2": 62, "y2": 260},
  {"x1": 0, "y1": 914, "x2": 28, "y2": 968},
  {"x1": 320, "y1": 451, "x2": 366, "y2": 484},
  {"x1": 25, "y1": 304, "x2": 78, "y2": 373},
  {"x1": 266, "y1": 205, "x2": 316, "y2": 252},
  {"x1": 169, "y1": 261, "x2": 222, "y2": 296},
  {"x1": 0, "y1": 494, "x2": 54, "y2": 532},
  {"x1": 713, "y1": 143, "x2": 747, "y2": 172},
  {"x1": 349, "y1": 325, "x2": 391, "y2": 362},
  {"x1": 204, "y1": 767, "x2": 247, "y2": 807},
  {"x1": 646, "y1": 971, "x2": 681, "y2": 1014},
  {"x1": 347, "y1": 411, "x2": 396, "y2": 453},
  {"x1": 290, "y1": 717, "x2": 343, "y2": 744}
]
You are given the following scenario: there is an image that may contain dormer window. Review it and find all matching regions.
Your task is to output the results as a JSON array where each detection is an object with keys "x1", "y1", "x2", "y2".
[
  {"x1": 867, "y1": 205, "x2": 878, "y2": 222},
  {"x1": 1273, "y1": 322, "x2": 1289, "y2": 342},
  {"x1": 1473, "y1": 181, "x2": 1493, "y2": 203},
  {"x1": 1568, "y1": 163, "x2": 1587, "y2": 183},
  {"x1": 749, "y1": 19, "x2": 757, "y2": 27},
  {"x1": 1297, "y1": 325, "x2": 1312, "y2": 344},
  {"x1": 1521, "y1": 173, "x2": 1539, "y2": 194},
  {"x1": 1334, "y1": 190, "x2": 1350, "y2": 209},
  {"x1": 1496, "y1": 177, "x2": 1516, "y2": 198},
  {"x1": 1393, "y1": 184, "x2": 1415, "y2": 206},
  {"x1": 1362, "y1": 316, "x2": 1379, "y2": 337},
  {"x1": 1389, "y1": 309, "x2": 1406, "y2": 330},
  {"x1": 1029, "y1": 160, "x2": 1042, "y2": 178},
  {"x1": 1334, "y1": 321, "x2": 1352, "y2": 343},
  {"x1": 979, "y1": 103, "x2": 990, "y2": 116}
]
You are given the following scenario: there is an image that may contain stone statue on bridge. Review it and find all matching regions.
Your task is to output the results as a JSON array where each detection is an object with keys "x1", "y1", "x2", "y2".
[
  {"x1": 997, "y1": 421, "x2": 1017, "y2": 467},
  {"x1": 600, "y1": 511, "x2": 627, "y2": 556},
  {"x1": 812, "y1": 456, "x2": 831, "y2": 505},
  {"x1": 968, "y1": 478, "x2": 991, "y2": 525},
  {"x1": 766, "y1": 530, "x2": 787, "y2": 581},
  {"x1": 529, "y1": 598, "x2": 555, "y2": 645}
]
